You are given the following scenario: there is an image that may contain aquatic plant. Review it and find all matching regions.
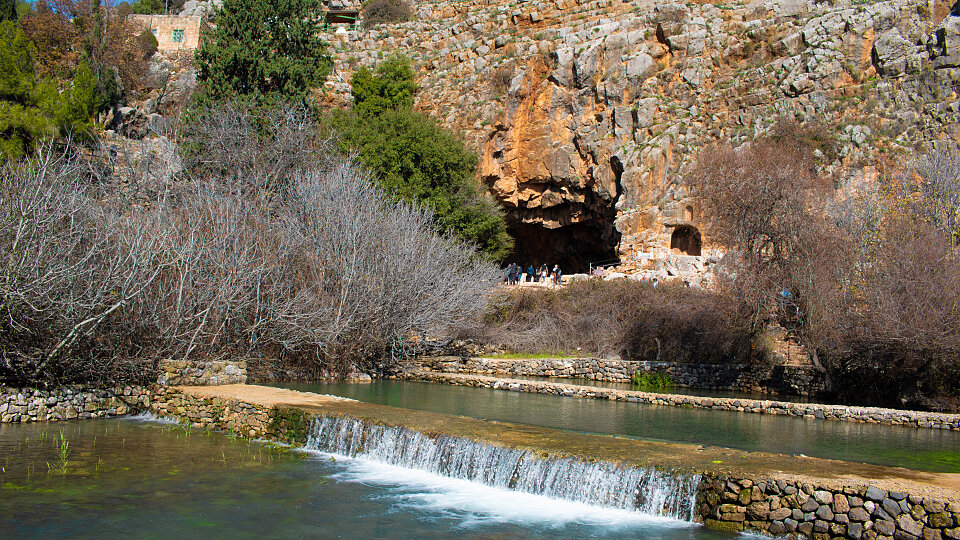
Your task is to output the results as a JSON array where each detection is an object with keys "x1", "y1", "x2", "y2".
[{"x1": 46, "y1": 430, "x2": 69, "y2": 475}]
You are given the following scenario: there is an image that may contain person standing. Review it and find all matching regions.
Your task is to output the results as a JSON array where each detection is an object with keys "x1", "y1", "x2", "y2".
[
  {"x1": 553, "y1": 264, "x2": 562, "y2": 286},
  {"x1": 527, "y1": 264, "x2": 536, "y2": 283}
]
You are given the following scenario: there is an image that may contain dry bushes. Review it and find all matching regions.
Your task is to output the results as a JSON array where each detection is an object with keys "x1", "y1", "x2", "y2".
[
  {"x1": 689, "y1": 130, "x2": 960, "y2": 410},
  {"x1": 0, "y1": 147, "x2": 164, "y2": 386},
  {"x1": 362, "y1": 0, "x2": 412, "y2": 24},
  {"x1": 811, "y1": 149, "x2": 960, "y2": 410},
  {"x1": 0, "y1": 105, "x2": 500, "y2": 387},
  {"x1": 490, "y1": 66, "x2": 513, "y2": 94},
  {"x1": 465, "y1": 279, "x2": 756, "y2": 363},
  {"x1": 689, "y1": 134, "x2": 839, "y2": 334}
]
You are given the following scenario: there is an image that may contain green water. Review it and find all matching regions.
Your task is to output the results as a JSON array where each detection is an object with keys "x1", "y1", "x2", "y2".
[
  {"x1": 274, "y1": 380, "x2": 960, "y2": 473},
  {"x1": 0, "y1": 417, "x2": 736, "y2": 539}
]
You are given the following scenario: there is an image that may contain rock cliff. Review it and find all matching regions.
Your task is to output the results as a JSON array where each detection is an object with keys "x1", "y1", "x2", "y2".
[{"x1": 191, "y1": 0, "x2": 960, "y2": 273}]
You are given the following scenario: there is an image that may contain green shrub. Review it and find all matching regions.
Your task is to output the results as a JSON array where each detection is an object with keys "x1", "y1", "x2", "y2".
[
  {"x1": 334, "y1": 55, "x2": 512, "y2": 261},
  {"x1": 631, "y1": 371, "x2": 675, "y2": 389},
  {"x1": 351, "y1": 54, "x2": 417, "y2": 118},
  {"x1": 331, "y1": 107, "x2": 513, "y2": 261}
]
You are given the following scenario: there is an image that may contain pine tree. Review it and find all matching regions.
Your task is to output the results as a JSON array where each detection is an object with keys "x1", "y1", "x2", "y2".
[
  {"x1": 0, "y1": 0, "x2": 16, "y2": 22},
  {"x1": 0, "y1": 21, "x2": 56, "y2": 160},
  {"x1": 0, "y1": 22, "x2": 99, "y2": 160},
  {"x1": 194, "y1": 0, "x2": 332, "y2": 106}
]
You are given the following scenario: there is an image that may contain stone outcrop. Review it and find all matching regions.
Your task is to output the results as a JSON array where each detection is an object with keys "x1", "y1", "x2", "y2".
[{"x1": 315, "y1": 0, "x2": 960, "y2": 270}]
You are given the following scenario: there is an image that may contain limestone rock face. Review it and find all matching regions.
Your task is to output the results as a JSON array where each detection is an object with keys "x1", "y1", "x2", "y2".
[{"x1": 313, "y1": 0, "x2": 960, "y2": 271}]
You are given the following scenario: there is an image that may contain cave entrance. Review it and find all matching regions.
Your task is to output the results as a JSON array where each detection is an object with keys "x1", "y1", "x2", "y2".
[
  {"x1": 507, "y1": 221, "x2": 620, "y2": 274},
  {"x1": 671, "y1": 225, "x2": 702, "y2": 256}
]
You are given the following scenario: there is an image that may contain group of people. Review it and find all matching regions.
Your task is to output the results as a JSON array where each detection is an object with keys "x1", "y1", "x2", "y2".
[{"x1": 505, "y1": 263, "x2": 563, "y2": 286}]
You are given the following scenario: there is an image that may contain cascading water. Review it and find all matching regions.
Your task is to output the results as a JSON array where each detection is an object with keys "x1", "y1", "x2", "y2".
[{"x1": 305, "y1": 415, "x2": 701, "y2": 521}]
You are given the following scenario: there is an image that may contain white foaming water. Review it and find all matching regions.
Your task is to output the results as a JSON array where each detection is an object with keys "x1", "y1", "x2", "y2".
[
  {"x1": 305, "y1": 415, "x2": 701, "y2": 522},
  {"x1": 125, "y1": 411, "x2": 181, "y2": 425},
  {"x1": 309, "y1": 449, "x2": 693, "y2": 529}
]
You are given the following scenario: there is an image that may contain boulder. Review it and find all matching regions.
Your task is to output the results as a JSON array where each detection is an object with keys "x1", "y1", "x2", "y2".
[
  {"x1": 932, "y1": 17, "x2": 960, "y2": 69},
  {"x1": 872, "y1": 28, "x2": 918, "y2": 76}
]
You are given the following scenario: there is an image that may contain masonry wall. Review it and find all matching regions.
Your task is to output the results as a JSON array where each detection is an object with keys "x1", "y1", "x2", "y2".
[
  {"x1": 157, "y1": 359, "x2": 247, "y2": 386},
  {"x1": 1, "y1": 359, "x2": 246, "y2": 423},
  {"x1": 149, "y1": 386, "x2": 278, "y2": 439},
  {"x1": 406, "y1": 371, "x2": 960, "y2": 430},
  {"x1": 128, "y1": 15, "x2": 201, "y2": 50},
  {"x1": 699, "y1": 474, "x2": 960, "y2": 540},
  {"x1": 0, "y1": 386, "x2": 152, "y2": 423},
  {"x1": 411, "y1": 356, "x2": 827, "y2": 396}
]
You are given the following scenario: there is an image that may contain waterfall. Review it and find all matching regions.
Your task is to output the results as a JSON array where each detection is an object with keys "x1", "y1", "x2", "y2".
[{"x1": 305, "y1": 415, "x2": 700, "y2": 521}]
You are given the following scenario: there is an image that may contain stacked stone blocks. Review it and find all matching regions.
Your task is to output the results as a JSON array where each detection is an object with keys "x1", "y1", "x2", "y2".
[
  {"x1": 157, "y1": 359, "x2": 247, "y2": 386},
  {"x1": 699, "y1": 475, "x2": 960, "y2": 540}
]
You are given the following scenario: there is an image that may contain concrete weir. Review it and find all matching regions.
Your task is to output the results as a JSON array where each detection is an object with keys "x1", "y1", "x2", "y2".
[{"x1": 152, "y1": 384, "x2": 960, "y2": 539}]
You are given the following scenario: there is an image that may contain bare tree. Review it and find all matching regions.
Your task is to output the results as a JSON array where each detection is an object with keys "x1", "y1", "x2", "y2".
[
  {"x1": 686, "y1": 137, "x2": 837, "y2": 333},
  {"x1": 1, "y1": 104, "x2": 502, "y2": 386},
  {"x1": 908, "y1": 142, "x2": 960, "y2": 245},
  {"x1": 0, "y1": 144, "x2": 166, "y2": 386}
]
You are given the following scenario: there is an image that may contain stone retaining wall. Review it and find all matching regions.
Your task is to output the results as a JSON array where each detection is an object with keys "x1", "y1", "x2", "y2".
[
  {"x1": 699, "y1": 474, "x2": 960, "y2": 540},
  {"x1": 410, "y1": 356, "x2": 827, "y2": 396},
  {"x1": 157, "y1": 359, "x2": 247, "y2": 386},
  {"x1": 0, "y1": 386, "x2": 152, "y2": 423},
  {"x1": 149, "y1": 387, "x2": 276, "y2": 439},
  {"x1": 406, "y1": 372, "x2": 960, "y2": 431}
]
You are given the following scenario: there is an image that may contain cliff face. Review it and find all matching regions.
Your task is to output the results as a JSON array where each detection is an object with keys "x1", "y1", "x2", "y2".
[{"x1": 320, "y1": 0, "x2": 959, "y2": 272}]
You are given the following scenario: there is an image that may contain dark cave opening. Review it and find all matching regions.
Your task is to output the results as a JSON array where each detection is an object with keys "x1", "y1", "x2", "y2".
[
  {"x1": 505, "y1": 220, "x2": 620, "y2": 274},
  {"x1": 670, "y1": 225, "x2": 702, "y2": 256}
]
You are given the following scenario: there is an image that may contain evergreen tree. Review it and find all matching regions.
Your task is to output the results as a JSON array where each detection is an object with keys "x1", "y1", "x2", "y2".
[
  {"x1": 194, "y1": 0, "x2": 332, "y2": 106},
  {"x1": 57, "y1": 60, "x2": 98, "y2": 140},
  {"x1": 0, "y1": 21, "x2": 56, "y2": 160},
  {"x1": 0, "y1": 0, "x2": 16, "y2": 22},
  {"x1": 0, "y1": 22, "x2": 99, "y2": 160}
]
